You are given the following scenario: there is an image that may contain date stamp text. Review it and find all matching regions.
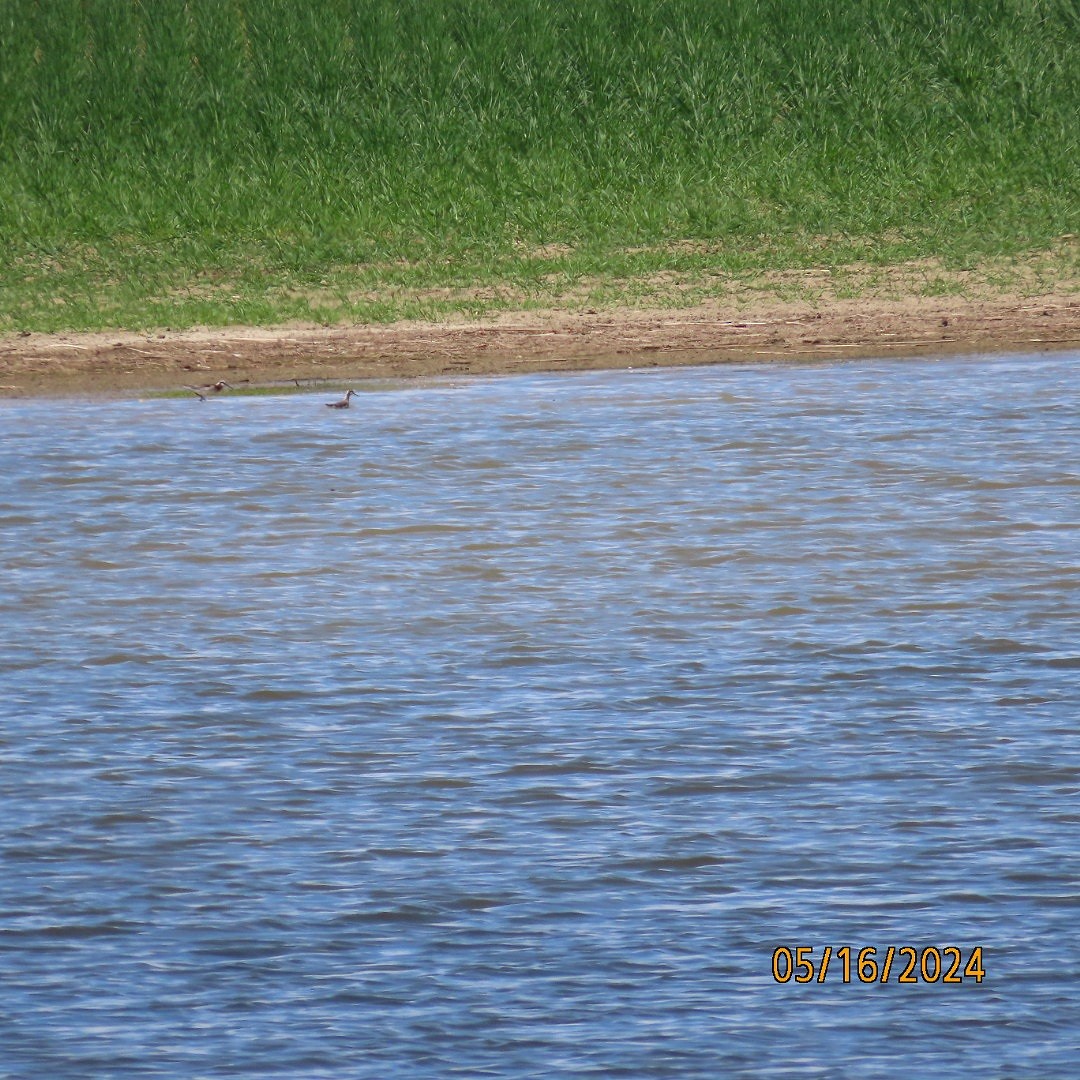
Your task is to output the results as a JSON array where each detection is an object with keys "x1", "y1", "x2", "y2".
[{"x1": 772, "y1": 945, "x2": 985, "y2": 984}]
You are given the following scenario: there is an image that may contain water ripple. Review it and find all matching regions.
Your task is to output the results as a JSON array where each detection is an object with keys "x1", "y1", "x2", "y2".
[{"x1": 1, "y1": 353, "x2": 1078, "y2": 1078}]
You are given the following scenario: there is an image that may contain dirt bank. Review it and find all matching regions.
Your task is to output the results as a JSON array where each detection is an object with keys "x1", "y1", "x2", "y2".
[{"x1": 2, "y1": 290, "x2": 1077, "y2": 396}]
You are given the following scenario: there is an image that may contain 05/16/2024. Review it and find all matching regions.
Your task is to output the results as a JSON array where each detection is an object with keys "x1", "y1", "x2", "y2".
[{"x1": 772, "y1": 945, "x2": 985, "y2": 985}]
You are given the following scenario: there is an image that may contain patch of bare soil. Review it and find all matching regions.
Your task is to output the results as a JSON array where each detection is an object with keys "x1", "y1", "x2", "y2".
[{"x1": 1, "y1": 288, "x2": 1077, "y2": 397}]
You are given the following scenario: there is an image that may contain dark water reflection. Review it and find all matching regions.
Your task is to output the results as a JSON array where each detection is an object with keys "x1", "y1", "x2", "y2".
[{"x1": 1, "y1": 352, "x2": 1077, "y2": 1077}]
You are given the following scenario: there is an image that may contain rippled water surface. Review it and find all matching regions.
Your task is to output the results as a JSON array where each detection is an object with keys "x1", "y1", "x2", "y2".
[{"x1": 1, "y1": 352, "x2": 1078, "y2": 1077}]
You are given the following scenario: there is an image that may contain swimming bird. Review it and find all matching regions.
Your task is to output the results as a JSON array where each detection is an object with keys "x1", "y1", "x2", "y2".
[{"x1": 326, "y1": 390, "x2": 357, "y2": 409}]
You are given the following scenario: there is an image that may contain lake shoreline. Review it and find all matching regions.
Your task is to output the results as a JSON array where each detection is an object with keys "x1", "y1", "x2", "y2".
[{"x1": 2, "y1": 290, "x2": 1077, "y2": 397}]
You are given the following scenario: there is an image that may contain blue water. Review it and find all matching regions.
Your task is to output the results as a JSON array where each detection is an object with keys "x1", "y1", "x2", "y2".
[{"x1": 1, "y1": 352, "x2": 1078, "y2": 1077}]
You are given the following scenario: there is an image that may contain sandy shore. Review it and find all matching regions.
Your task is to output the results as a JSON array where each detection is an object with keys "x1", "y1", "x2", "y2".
[{"x1": 2, "y1": 290, "x2": 1077, "y2": 396}]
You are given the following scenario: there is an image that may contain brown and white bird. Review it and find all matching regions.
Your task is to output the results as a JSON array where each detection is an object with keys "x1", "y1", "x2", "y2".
[
  {"x1": 326, "y1": 390, "x2": 357, "y2": 409},
  {"x1": 187, "y1": 380, "x2": 232, "y2": 400}
]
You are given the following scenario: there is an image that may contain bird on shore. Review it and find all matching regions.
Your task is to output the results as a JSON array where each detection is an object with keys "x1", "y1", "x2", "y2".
[
  {"x1": 187, "y1": 380, "x2": 233, "y2": 400},
  {"x1": 326, "y1": 390, "x2": 357, "y2": 409}
]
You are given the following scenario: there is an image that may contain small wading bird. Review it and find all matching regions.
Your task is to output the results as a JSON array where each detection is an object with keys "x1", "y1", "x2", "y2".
[
  {"x1": 187, "y1": 380, "x2": 233, "y2": 400},
  {"x1": 326, "y1": 389, "x2": 357, "y2": 409}
]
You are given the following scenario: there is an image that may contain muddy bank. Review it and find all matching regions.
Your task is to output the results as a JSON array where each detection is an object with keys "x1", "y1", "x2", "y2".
[{"x1": 2, "y1": 291, "x2": 1077, "y2": 396}]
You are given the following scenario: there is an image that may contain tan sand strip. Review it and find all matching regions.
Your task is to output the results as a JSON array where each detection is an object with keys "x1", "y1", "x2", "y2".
[{"x1": 1, "y1": 292, "x2": 1077, "y2": 397}]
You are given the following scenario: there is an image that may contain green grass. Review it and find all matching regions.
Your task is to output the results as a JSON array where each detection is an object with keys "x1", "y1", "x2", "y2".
[{"x1": 1, "y1": 0, "x2": 1077, "y2": 332}]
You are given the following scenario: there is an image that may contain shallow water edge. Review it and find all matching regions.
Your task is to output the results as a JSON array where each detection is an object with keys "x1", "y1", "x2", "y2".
[{"x1": 2, "y1": 290, "x2": 1077, "y2": 397}]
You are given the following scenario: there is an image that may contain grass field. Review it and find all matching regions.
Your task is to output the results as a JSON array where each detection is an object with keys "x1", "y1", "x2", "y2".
[{"x1": 1, "y1": 0, "x2": 1077, "y2": 332}]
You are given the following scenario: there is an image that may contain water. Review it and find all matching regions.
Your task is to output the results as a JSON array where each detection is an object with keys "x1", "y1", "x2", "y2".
[{"x1": 1, "y1": 352, "x2": 1077, "y2": 1078}]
